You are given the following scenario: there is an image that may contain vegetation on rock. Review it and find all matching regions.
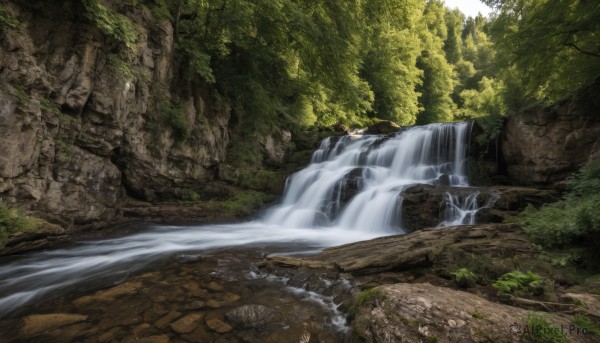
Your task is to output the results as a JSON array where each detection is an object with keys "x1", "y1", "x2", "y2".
[
  {"x1": 0, "y1": 204, "x2": 38, "y2": 247},
  {"x1": 518, "y1": 160, "x2": 600, "y2": 271}
]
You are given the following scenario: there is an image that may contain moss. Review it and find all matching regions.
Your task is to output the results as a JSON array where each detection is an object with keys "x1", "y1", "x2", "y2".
[
  {"x1": 0, "y1": 204, "x2": 38, "y2": 247},
  {"x1": 472, "y1": 310, "x2": 484, "y2": 320},
  {"x1": 342, "y1": 288, "x2": 381, "y2": 320}
]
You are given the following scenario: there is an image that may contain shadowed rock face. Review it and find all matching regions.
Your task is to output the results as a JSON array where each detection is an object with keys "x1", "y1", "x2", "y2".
[
  {"x1": 0, "y1": 3, "x2": 232, "y2": 225},
  {"x1": 502, "y1": 82, "x2": 600, "y2": 186}
]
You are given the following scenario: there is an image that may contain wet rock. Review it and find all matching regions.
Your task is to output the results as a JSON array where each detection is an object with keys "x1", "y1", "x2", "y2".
[
  {"x1": 170, "y1": 313, "x2": 205, "y2": 334},
  {"x1": 351, "y1": 283, "x2": 588, "y2": 342},
  {"x1": 154, "y1": 311, "x2": 182, "y2": 329},
  {"x1": 364, "y1": 121, "x2": 401, "y2": 135},
  {"x1": 182, "y1": 282, "x2": 208, "y2": 297},
  {"x1": 138, "y1": 335, "x2": 170, "y2": 343},
  {"x1": 207, "y1": 281, "x2": 224, "y2": 292},
  {"x1": 270, "y1": 224, "x2": 530, "y2": 274},
  {"x1": 206, "y1": 318, "x2": 232, "y2": 333},
  {"x1": 19, "y1": 313, "x2": 88, "y2": 337},
  {"x1": 184, "y1": 300, "x2": 206, "y2": 310},
  {"x1": 132, "y1": 323, "x2": 151, "y2": 337},
  {"x1": 225, "y1": 305, "x2": 278, "y2": 329},
  {"x1": 73, "y1": 281, "x2": 142, "y2": 306}
]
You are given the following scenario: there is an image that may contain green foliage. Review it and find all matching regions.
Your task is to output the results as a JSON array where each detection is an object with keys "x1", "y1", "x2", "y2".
[
  {"x1": 82, "y1": 0, "x2": 137, "y2": 52},
  {"x1": 106, "y1": 54, "x2": 135, "y2": 82},
  {"x1": 222, "y1": 190, "x2": 273, "y2": 217},
  {"x1": 492, "y1": 271, "x2": 543, "y2": 295},
  {"x1": 0, "y1": 204, "x2": 38, "y2": 247},
  {"x1": 451, "y1": 268, "x2": 477, "y2": 288},
  {"x1": 526, "y1": 313, "x2": 567, "y2": 343},
  {"x1": 484, "y1": 0, "x2": 600, "y2": 106},
  {"x1": 161, "y1": 101, "x2": 190, "y2": 142},
  {"x1": 518, "y1": 161, "x2": 600, "y2": 269},
  {"x1": 573, "y1": 314, "x2": 600, "y2": 336},
  {"x1": 0, "y1": 4, "x2": 19, "y2": 30},
  {"x1": 181, "y1": 189, "x2": 200, "y2": 202}
]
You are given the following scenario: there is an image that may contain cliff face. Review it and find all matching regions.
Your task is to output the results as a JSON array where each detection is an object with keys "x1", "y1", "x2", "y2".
[
  {"x1": 502, "y1": 81, "x2": 600, "y2": 186},
  {"x1": 0, "y1": 2, "x2": 233, "y2": 226}
]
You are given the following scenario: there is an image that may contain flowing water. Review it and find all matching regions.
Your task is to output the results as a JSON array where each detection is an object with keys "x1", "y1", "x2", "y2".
[{"x1": 0, "y1": 122, "x2": 494, "y2": 336}]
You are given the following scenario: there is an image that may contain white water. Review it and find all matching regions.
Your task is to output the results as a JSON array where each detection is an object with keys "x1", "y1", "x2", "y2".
[{"x1": 0, "y1": 122, "x2": 489, "y2": 318}]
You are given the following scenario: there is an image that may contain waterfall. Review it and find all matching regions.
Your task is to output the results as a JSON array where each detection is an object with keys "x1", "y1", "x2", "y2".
[
  {"x1": 264, "y1": 122, "x2": 473, "y2": 231},
  {"x1": 0, "y1": 121, "x2": 493, "y2": 318}
]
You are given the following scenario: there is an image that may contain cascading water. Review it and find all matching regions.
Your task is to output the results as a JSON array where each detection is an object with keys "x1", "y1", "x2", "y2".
[
  {"x1": 0, "y1": 121, "x2": 492, "y2": 319},
  {"x1": 264, "y1": 122, "x2": 472, "y2": 231}
]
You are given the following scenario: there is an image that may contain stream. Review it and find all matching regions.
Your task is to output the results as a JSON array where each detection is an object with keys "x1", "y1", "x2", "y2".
[{"x1": 0, "y1": 122, "x2": 494, "y2": 341}]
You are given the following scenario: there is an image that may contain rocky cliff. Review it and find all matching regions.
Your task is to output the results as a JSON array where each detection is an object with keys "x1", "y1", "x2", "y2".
[
  {"x1": 501, "y1": 81, "x2": 600, "y2": 186},
  {"x1": 0, "y1": 1, "x2": 301, "y2": 228}
]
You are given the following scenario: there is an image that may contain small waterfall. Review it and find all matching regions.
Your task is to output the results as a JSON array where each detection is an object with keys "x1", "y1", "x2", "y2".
[
  {"x1": 0, "y1": 121, "x2": 496, "y2": 319},
  {"x1": 264, "y1": 122, "x2": 475, "y2": 231}
]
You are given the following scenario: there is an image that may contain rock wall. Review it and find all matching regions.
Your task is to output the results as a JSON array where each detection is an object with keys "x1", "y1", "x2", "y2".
[
  {"x1": 0, "y1": 2, "x2": 232, "y2": 225},
  {"x1": 502, "y1": 81, "x2": 600, "y2": 185}
]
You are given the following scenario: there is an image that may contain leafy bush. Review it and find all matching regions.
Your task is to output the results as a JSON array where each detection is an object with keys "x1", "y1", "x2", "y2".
[
  {"x1": 0, "y1": 204, "x2": 38, "y2": 247},
  {"x1": 518, "y1": 160, "x2": 600, "y2": 269},
  {"x1": 161, "y1": 101, "x2": 190, "y2": 142},
  {"x1": 451, "y1": 268, "x2": 477, "y2": 288},
  {"x1": 82, "y1": 0, "x2": 137, "y2": 52},
  {"x1": 492, "y1": 271, "x2": 543, "y2": 295}
]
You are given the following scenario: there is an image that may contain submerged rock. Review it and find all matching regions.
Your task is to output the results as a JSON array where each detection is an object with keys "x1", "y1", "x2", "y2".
[
  {"x1": 19, "y1": 313, "x2": 88, "y2": 337},
  {"x1": 225, "y1": 304, "x2": 278, "y2": 329},
  {"x1": 206, "y1": 318, "x2": 232, "y2": 333}
]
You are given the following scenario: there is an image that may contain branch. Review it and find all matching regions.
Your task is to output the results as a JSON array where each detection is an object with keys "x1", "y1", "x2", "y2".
[{"x1": 563, "y1": 42, "x2": 600, "y2": 58}]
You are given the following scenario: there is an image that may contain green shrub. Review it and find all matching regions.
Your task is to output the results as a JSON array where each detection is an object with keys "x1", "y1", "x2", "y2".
[
  {"x1": 162, "y1": 101, "x2": 190, "y2": 142},
  {"x1": 0, "y1": 204, "x2": 38, "y2": 247},
  {"x1": 222, "y1": 191, "x2": 273, "y2": 217},
  {"x1": 0, "y1": 4, "x2": 19, "y2": 30},
  {"x1": 451, "y1": 268, "x2": 477, "y2": 288},
  {"x1": 181, "y1": 189, "x2": 200, "y2": 202},
  {"x1": 82, "y1": 0, "x2": 137, "y2": 52},
  {"x1": 492, "y1": 271, "x2": 543, "y2": 295},
  {"x1": 526, "y1": 313, "x2": 567, "y2": 343},
  {"x1": 518, "y1": 160, "x2": 600, "y2": 269}
]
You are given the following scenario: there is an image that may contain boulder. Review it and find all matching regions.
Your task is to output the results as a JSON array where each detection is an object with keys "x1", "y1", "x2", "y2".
[
  {"x1": 225, "y1": 304, "x2": 279, "y2": 329},
  {"x1": 351, "y1": 283, "x2": 587, "y2": 343}
]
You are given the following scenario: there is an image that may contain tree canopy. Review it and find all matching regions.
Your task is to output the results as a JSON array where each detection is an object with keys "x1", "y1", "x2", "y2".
[{"x1": 74, "y1": 0, "x2": 600, "y2": 135}]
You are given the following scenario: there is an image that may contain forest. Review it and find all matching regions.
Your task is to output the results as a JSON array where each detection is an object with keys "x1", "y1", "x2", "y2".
[
  {"x1": 103, "y1": 0, "x2": 599, "y2": 135},
  {"x1": 1, "y1": 0, "x2": 600, "y2": 341}
]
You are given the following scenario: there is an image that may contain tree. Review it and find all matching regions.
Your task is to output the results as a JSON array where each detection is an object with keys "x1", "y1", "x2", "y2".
[{"x1": 484, "y1": 0, "x2": 600, "y2": 105}]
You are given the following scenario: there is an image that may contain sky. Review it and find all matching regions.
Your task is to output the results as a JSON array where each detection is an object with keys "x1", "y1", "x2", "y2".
[{"x1": 443, "y1": 0, "x2": 493, "y2": 18}]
